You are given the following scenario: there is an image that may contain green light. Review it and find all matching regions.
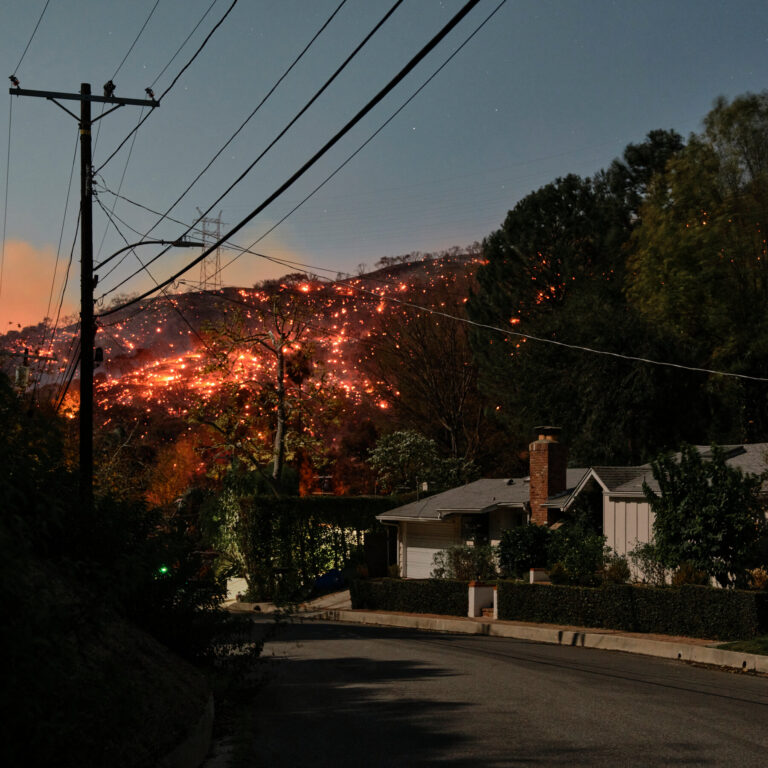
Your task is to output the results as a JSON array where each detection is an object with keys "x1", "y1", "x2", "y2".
[{"x1": 158, "y1": 565, "x2": 169, "y2": 574}]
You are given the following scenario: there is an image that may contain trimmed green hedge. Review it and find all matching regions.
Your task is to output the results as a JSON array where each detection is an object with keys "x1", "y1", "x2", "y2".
[
  {"x1": 350, "y1": 578, "x2": 469, "y2": 616},
  {"x1": 497, "y1": 581, "x2": 768, "y2": 640}
]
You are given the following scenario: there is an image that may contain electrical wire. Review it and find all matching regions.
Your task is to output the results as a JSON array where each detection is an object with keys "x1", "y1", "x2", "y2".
[
  {"x1": 49, "y1": 211, "x2": 81, "y2": 353},
  {"x1": 43, "y1": 135, "x2": 79, "y2": 337},
  {"x1": 137, "y1": 0, "x2": 349, "y2": 243},
  {"x1": 94, "y1": 106, "x2": 146, "y2": 262},
  {"x1": 214, "y1": 247, "x2": 768, "y2": 385},
  {"x1": 97, "y1": 0, "x2": 481, "y2": 309},
  {"x1": 95, "y1": 194, "x2": 211, "y2": 350},
  {"x1": 111, "y1": 0, "x2": 162, "y2": 80},
  {"x1": 32, "y1": 133, "x2": 80, "y2": 399},
  {"x1": 95, "y1": 0, "x2": 240, "y2": 174},
  {"x1": 103, "y1": 0, "x2": 401, "y2": 291},
  {"x1": 92, "y1": 0, "x2": 163, "y2": 161},
  {"x1": 213, "y1": 0, "x2": 509, "y2": 280},
  {"x1": 51, "y1": 319, "x2": 80, "y2": 408},
  {"x1": 150, "y1": 0, "x2": 220, "y2": 88},
  {"x1": 11, "y1": 0, "x2": 51, "y2": 76},
  {"x1": 54, "y1": 344, "x2": 81, "y2": 413},
  {"x1": 0, "y1": 96, "x2": 11, "y2": 303}
]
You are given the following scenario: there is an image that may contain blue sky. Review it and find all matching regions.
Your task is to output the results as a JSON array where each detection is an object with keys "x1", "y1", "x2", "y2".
[{"x1": 1, "y1": 0, "x2": 767, "y2": 326}]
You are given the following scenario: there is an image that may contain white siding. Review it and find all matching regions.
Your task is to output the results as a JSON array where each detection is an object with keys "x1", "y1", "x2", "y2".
[
  {"x1": 403, "y1": 519, "x2": 460, "y2": 578},
  {"x1": 603, "y1": 495, "x2": 653, "y2": 579},
  {"x1": 604, "y1": 496, "x2": 652, "y2": 557}
]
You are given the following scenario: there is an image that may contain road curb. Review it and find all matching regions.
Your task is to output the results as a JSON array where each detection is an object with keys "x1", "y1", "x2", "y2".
[{"x1": 316, "y1": 609, "x2": 768, "y2": 674}]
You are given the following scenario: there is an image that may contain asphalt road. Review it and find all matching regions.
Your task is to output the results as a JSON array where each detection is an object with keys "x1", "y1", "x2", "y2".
[{"x1": 242, "y1": 619, "x2": 768, "y2": 767}]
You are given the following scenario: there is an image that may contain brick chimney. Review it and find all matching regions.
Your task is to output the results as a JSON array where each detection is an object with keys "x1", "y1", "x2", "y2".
[{"x1": 529, "y1": 426, "x2": 567, "y2": 526}]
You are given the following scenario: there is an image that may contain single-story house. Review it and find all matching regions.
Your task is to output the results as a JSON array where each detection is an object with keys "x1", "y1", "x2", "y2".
[{"x1": 376, "y1": 427, "x2": 768, "y2": 579}]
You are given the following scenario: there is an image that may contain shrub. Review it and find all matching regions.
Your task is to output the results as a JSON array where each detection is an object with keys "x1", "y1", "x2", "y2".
[
  {"x1": 350, "y1": 578, "x2": 468, "y2": 616},
  {"x1": 498, "y1": 524, "x2": 551, "y2": 578},
  {"x1": 671, "y1": 562, "x2": 710, "y2": 586},
  {"x1": 628, "y1": 540, "x2": 667, "y2": 586},
  {"x1": 603, "y1": 552, "x2": 631, "y2": 584},
  {"x1": 748, "y1": 567, "x2": 768, "y2": 590},
  {"x1": 387, "y1": 563, "x2": 401, "y2": 578},
  {"x1": 496, "y1": 581, "x2": 768, "y2": 640},
  {"x1": 431, "y1": 545, "x2": 497, "y2": 580},
  {"x1": 547, "y1": 527, "x2": 606, "y2": 586},
  {"x1": 645, "y1": 444, "x2": 767, "y2": 588},
  {"x1": 548, "y1": 562, "x2": 568, "y2": 585}
]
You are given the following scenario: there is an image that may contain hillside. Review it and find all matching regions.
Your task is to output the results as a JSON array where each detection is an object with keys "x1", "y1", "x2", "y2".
[{"x1": 1, "y1": 252, "x2": 482, "y2": 423}]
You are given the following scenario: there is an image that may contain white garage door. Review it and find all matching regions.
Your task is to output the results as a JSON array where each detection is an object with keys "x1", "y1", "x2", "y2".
[{"x1": 405, "y1": 520, "x2": 459, "y2": 578}]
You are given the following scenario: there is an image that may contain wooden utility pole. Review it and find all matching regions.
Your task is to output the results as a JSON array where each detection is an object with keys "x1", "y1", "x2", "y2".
[{"x1": 9, "y1": 82, "x2": 158, "y2": 509}]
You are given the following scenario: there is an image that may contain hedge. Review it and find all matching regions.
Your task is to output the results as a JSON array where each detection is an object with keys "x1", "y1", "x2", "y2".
[
  {"x1": 496, "y1": 581, "x2": 768, "y2": 640},
  {"x1": 350, "y1": 578, "x2": 469, "y2": 616}
]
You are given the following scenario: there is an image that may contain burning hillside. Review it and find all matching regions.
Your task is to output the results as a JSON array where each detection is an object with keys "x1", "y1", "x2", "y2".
[{"x1": 1, "y1": 251, "x2": 484, "y2": 426}]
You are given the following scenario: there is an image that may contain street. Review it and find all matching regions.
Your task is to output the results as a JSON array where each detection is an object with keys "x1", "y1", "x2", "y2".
[{"x1": 238, "y1": 619, "x2": 768, "y2": 767}]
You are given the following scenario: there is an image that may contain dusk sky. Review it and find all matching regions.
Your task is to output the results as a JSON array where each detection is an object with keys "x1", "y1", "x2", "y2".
[{"x1": 1, "y1": 0, "x2": 767, "y2": 328}]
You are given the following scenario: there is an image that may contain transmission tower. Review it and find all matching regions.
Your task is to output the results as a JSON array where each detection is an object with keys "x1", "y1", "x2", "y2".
[{"x1": 196, "y1": 208, "x2": 224, "y2": 290}]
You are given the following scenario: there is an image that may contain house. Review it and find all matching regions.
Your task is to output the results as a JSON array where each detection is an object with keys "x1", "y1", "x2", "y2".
[{"x1": 376, "y1": 427, "x2": 768, "y2": 579}]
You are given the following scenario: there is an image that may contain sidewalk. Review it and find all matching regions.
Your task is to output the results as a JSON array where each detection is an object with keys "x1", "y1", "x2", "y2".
[{"x1": 226, "y1": 589, "x2": 768, "y2": 674}]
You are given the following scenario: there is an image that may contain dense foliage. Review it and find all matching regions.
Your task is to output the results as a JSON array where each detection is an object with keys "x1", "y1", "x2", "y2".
[
  {"x1": 628, "y1": 93, "x2": 768, "y2": 441},
  {"x1": 431, "y1": 545, "x2": 498, "y2": 580},
  {"x1": 498, "y1": 511, "x2": 615, "y2": 586},
  {"x1": 496, "y1": 582, "x2": 768, "y2": 641},
  {"x1": 368, "y1": 429, "x2": 478, "y2": 494},
  {"x1": 197, "y1": 479, "x2": 401, "y2": 600},
  {"x1": 468, "y1": 94, "x2": 768, "y2": 463},
  {"x1": 467, "y1": 131, "x2": 691, "y2": 465},
  {"x1": 0, "y1": 373, "x2": 257, "y2": 766},
  {"x1": 644, "y1": 444, "x2": 767, "y2": 587},
  {"x1": 350, "y1": 577, "x2": 469, "y2": 616},
  {"x1": 498, "y1": 524, "x2": 551, "y2": 578}
]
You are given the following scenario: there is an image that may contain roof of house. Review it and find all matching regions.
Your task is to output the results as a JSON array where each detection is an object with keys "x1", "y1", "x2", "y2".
[
  {"x1": 376, "y1": 469, "x2": 588, "y2": 522},
  {"x1": 376, "y1": 443, "x2": 768, "y2": 522},
  {"x1": 608, "y1": 444, "x2": 768, "y2": 496}
]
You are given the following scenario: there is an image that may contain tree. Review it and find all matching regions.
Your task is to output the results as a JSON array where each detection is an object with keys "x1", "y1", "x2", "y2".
[
  {"x1": 357, "y1": 265, "x2": 485, "y2": 460},
  {"x1": 627, "y1": 92, "x2": 768, "y2": 441},
  {"x1": 368, "y1": 430, "x2": 477, "y2": 494},
  {"x1": 200, "y1": 277, "x2": 324, "y2": 485},
  {"x1": 467, "y1": 130, "x2": 691, "y2": 464},
  {"x1": 644, "y1": 444, "x2": 767, "y2": 587}
]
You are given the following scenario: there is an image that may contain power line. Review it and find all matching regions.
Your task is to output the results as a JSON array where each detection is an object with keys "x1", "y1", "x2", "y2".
[
  {"x1": 33, "y1": 133, "x2": 80, "y2": 399},
  {"x1": 225, "y1": 247, "x2": 768, "y2": 385},
  {"x1": 95, "y1": 194, "x2": 211, "y2": 351},
  {"x1": 54, "y1": 344, "x2": 81, "y2": 413},
  {"x1": 213, "y1": 0, "x2": 509, "y2": 281},
  {"x1": 111, "y1": 0, "x2": 162, "y2": 80},
  {"x1": 95, "y1": 0, "x2": 240, "y2": 174},
  {"x1": 94, "y1": 106, "x2": 147, "y2": 262},
  {"x1": 0, "y1": 96, "x2": 11, "y2": 303},
  {"x1": 102, "y1": 0, "x2": 403, "y2": 296},
  {"x1": 136, "y1": 0, "x2": 349, "y2": 244},
  {"x1": 11, "y1": 0, "x2": 51, "y2": 76},
  {"x1": 98, "y1": 0, "x2": 483, "y2": 312},
  {"x1": 150, "y1": 0, "x2": 220, "y2": 88}
]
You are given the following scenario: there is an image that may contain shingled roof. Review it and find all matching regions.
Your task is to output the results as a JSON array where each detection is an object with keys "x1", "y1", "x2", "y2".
[
  {"x1": 608, "y1": 444, "x2": 768, "y2": 496},
  {"x1": 377, "y1": 469, "x2": 588, "y2": 522},
  {"x1": 376, "y1": 444, "x2": 768, "y2": 522}
]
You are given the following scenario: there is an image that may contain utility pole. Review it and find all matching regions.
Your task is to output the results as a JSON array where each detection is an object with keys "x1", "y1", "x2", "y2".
[{"x1": 9, "y1": 81, "x2": 158, "y2": 510}]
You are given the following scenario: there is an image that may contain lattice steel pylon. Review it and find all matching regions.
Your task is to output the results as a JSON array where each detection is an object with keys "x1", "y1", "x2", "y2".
[{"x1": 196, "y1": 208, "x2": 224, "y2": 291}]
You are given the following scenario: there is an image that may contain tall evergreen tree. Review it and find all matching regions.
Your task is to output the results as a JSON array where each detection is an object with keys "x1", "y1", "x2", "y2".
[{"x1": 467, "y1": 131, "x2": 693, "y2": 464}]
